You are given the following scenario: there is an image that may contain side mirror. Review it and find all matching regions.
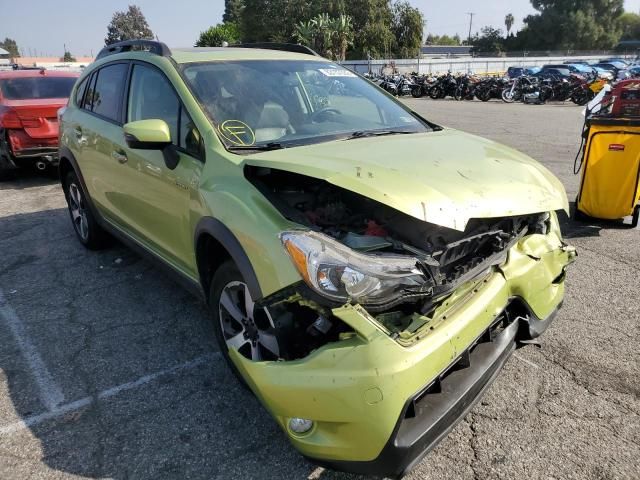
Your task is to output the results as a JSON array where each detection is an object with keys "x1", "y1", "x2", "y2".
[
  {"x1": 123, "y1": 119, "x2": 179, "y2": 170},
  {"x1": 123, "y1": 119, "x2": 172, "y2": 150}
]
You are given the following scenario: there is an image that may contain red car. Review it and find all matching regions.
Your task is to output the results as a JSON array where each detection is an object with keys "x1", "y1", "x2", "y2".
[{"x1": 0, "y1": 69, "x2": 79, "y2": 174}]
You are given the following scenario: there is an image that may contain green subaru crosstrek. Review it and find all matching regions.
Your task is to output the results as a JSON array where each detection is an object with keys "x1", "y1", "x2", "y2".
[{"x1": 59, "y1": 40, "x2": 576, "y2": 478}]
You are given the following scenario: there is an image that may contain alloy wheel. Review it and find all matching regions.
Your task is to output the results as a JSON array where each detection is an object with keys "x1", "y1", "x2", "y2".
[
  {"x1": 218, "y1": 280, "x2": 280, "y2": 361},
  {"x1": 68, "y1": 183, "x2": 89, "y2": 241}
]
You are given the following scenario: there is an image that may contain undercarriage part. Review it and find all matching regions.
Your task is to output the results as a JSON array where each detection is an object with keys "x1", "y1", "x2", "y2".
[{"x1": 246, "y1": 166, "x2": 551, "y2": 313}]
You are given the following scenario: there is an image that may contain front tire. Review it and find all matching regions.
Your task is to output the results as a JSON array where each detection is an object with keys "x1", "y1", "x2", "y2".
[
  {"x1": 63, "y1": 171, "x2": 109, "y2": 249},
  {"x1": 502, "y1": 87, "x2": 516, "y2": 103},
  {"x1": 209, "y1": 260, "x2": 281, "y2": 385}
]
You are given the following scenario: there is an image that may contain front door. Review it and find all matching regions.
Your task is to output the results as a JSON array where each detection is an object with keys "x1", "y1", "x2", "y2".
[{"x1": 118, "y1": 62, "x2": 204, "y2": 278}]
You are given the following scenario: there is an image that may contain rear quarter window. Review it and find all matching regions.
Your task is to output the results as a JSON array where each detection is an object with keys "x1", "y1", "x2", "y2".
[{"x1": 74, "y1": 76, "x2": 89, "y2": 106}]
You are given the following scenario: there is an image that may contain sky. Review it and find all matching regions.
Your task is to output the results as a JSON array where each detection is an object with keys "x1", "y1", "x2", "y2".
[{"x1": 1, "y1": 0, "x2": 640, "y2": 58}]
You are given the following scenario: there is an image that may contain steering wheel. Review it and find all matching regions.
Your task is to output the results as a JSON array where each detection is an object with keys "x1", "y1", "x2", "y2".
[{"x1": 310, "y1": 107, "x2": 342, "y2": 122}]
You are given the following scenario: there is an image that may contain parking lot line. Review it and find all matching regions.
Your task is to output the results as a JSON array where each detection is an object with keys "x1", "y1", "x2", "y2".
[
  {"x1": 513, "y1": 352, "x2": 540, "y2": 369},
  {"x1": 0, "y1": 352, "x2": 218, "y2": 436},
  {"x1": 0, "y1": 288, "x2": 65, "y2": 411}
]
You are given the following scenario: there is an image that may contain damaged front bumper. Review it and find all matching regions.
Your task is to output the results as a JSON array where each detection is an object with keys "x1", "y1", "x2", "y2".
[{"x1": 230, "y1": 233, "x2": 576, "y2": 478}]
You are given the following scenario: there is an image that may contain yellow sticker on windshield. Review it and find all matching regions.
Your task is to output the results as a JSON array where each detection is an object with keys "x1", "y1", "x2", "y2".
[{"x1": 217, "y1": 120, "x2": 255, "y2": 146}]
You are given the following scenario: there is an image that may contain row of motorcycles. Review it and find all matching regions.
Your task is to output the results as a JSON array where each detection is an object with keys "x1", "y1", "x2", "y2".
[{"x1": 365, "y1": 71, "x2": 608, "y2": 106}]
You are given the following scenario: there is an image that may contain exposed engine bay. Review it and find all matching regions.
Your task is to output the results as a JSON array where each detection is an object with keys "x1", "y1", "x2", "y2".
[{"x1": 245, "y1": 166, "x2": 552, "y2": 359}]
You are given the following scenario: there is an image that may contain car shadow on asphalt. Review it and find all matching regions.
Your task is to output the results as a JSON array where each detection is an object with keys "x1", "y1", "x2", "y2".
[
  {"x1": 0, "y1": 169, "x2": 59, "y2": 190},
  {"x1": 560, "y1": 202, "x2": 635, "y2": 239},
  {"x1": 0, "y1": 208, "x2": 364, "y2": 480}
]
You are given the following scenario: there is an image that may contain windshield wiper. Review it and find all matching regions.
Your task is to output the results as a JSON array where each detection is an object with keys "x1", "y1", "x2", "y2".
[
  {"x1": 344, "y1": 130, "x2": 418, "y2": 140},
  {"x1": 227, "y1": 142, "x2": 285, "y2": 152}
]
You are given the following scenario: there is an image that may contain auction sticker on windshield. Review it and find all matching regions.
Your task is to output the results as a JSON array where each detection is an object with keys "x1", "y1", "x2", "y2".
[{"x1": 319, "y1": 68, "x2": 357, "y2": 78}]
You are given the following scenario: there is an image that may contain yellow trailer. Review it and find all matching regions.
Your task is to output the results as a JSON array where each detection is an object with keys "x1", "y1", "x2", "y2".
[{"x1": 575, "y1": 117, "x2": 640, "y2": 227}]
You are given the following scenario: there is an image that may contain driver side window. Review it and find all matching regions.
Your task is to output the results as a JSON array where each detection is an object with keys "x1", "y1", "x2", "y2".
[{"x1": 127, "y1": 64, "x2": 179, "y2": 143}]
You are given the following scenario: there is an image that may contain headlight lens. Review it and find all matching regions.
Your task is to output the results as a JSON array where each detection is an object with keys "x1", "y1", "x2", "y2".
[{"x1": 280, "y1": 231, "x2": 427, "y2": 305}]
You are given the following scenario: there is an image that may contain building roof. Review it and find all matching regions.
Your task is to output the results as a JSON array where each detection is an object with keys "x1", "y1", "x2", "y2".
[{"x1": 0, "y1": 47, "x2": 9, "y2": 56}]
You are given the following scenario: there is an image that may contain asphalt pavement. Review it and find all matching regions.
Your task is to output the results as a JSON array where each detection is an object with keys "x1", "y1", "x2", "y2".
[{"x1": 0, "y1": 99, "x2": 638, "y2": 480}]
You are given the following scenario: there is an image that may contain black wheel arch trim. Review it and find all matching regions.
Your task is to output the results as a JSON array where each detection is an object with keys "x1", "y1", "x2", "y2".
[
  {"x1": 194, "y1": 217, "x2": 263, "y2": 302},
  {"x1": 58, "y1": 146, "x2": 101, "y2": 221}
]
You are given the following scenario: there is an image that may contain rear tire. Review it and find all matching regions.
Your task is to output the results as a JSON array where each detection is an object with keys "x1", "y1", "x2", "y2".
[
  {"x1": 631, "y1": 205, "x2": 639, "y2": 228},
  {"x1": 63, "y1": 171, "x2": 109, "y2": 249}
]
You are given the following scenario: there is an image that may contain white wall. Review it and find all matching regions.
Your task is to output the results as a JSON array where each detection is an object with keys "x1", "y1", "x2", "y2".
[{"x1": 342, "y1": 55, "x2": 615, "y2": 75}]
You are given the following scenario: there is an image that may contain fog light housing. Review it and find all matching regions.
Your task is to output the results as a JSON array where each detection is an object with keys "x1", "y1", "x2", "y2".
[{"x1": 288, "y1": 417, "x2": 314, "y2": 434}]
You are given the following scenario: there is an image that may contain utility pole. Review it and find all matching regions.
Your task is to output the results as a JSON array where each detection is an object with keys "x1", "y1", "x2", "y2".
[{"x1": 466, "y1": 12, "x2": 475, "y2": 45}]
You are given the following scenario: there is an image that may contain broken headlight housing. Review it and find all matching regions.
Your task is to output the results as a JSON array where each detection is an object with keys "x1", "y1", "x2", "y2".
[{"x1": 281, "y1": 231, "x2": 427, "y2": 306}]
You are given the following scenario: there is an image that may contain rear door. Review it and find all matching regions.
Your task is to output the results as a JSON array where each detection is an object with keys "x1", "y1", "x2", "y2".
[
  {"x1": 69, "y1": 62, "x2": 130, "y2": 223},
  {"x1": 118, "y1": 62, "x2": 204, "y2": 276}
]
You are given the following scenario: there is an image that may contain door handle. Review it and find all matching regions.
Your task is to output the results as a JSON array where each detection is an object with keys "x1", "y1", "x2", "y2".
[{"x1": 111, "y1": 151, "x2": 128, "y2": 164}]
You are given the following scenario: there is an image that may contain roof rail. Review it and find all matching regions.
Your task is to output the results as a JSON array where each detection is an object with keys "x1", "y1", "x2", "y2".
[
  {"x1": 234, "y1": 42, "x2": 320, "y2": 57},
  {"x1": 96, "y1": 40, "x2": 171, "y2": 60}
]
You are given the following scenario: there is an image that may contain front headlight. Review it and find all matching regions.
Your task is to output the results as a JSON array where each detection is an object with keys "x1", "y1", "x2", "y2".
[{"x1": 280, "y1": 231, "x2": 427, "y2": 306}]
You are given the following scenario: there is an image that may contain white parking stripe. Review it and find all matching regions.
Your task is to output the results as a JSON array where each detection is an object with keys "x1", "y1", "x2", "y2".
[
  {"x1": 0, "y1": 288, "x2": 65, "y2": 410},
  {"x1": 0, "y1": 353, "x2": 218, "y2": 435},
  {"x1": 513, "y1": 353, "x2": 540, "y2": 369}
]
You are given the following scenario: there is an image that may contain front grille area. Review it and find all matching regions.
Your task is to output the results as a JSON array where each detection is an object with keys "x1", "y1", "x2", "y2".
[{"x1": 404, "y1": 302, "x2": 522, "y2": 420}]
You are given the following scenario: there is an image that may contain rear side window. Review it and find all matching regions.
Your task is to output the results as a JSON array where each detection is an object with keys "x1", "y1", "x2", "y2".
[
  {"x1": 74, "y1": 76, "x2": 89, "y2": 106},
  {"x1": 0, "y1": 76, "x2": 77, "y2": 100},
  {"x1": 89, "y1": 63, "x2": 128, "y2": 122}
]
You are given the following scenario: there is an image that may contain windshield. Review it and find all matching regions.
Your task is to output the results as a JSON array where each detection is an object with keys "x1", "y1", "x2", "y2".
[
  {"x1": 182, "y1": 60, "x2": 430, "y2": 150},
  {"x1": 0, "y1": 76, "x2": 77, "y2": 100}
]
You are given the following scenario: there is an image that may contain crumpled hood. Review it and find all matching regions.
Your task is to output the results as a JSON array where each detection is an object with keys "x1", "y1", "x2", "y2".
[{"x1": 245, "y1": 129, "x2": 569, "y2": 231}]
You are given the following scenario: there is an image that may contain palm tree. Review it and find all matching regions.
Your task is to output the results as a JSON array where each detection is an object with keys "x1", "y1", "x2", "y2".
[
  {"x1": 330, "y1": 14, "x2": 353, "y2": 61},
  {"x1": 314, "y1": 13, "x2": 334, "y2": 58},
  {"x1": 295, "y1": 20, "x2": 316, "y2": 47},
  {"x1": 504, "y1": 13, "x2": 515, "y2": 38}
]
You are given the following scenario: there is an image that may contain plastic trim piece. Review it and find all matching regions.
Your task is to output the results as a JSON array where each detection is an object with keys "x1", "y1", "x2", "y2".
[
  {"x1": 96, "y1": 40, "x2": 171, "y2": 60},
  {"x1": 233, "y1": 42, "x2": 320, "y2": 57},
  {"x1": 306, "y1": 300, "x2": 562, "y2": 479}
]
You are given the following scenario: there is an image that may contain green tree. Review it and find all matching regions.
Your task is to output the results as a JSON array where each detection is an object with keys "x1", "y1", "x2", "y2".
[
  {"x1": 241, "y1": 0, "x2": 314, "y2": 43},
  {"x1": 391, "y1": 1, "x2": 424, "y2": 58},
  {"x1": 619, "y1": 12, "x2": 640, "y2": 40},
  {"x1": 331, "y1": 14, "x2": 354, "y2": 61},
  {"x1": 0, "y1": 38, "x2": 20, "y2": 57},
  {"x1": 295, "y1": 13, "x2": 353, "y2": 59},
  {"x1": 195, "y1": 23, "x2": 241, "y2": 46},
  {"x1": 505, "y1": 13, "x2": 515, "y2": 37},
  {"x1": 347, "y1": 0, "x2": 394, "y2": 58},
  {"x1": 471, "y1": 26, "x2": 505, "y2": 54},
  {"x1": 426, "y1": 34, "x2": 462, "y2": 46},
  {"x1": 295, "y1": 19, "x2": 317, "y2": 46},
  {"x1": 61, "y1": 51, "x2": 77, "y2": 62},
  {"x1": 517, "y1": 0, "x2": 624, "y2": 50},
  {"x1": 238, "y1": 0, "x2": 398, "y2": 59},
  {"x1": 105, "y1": 5, "x2": 154, "y2": 45},
  {"x1": 223, "y1": 0, "x2": 245, "y2": 23}
]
